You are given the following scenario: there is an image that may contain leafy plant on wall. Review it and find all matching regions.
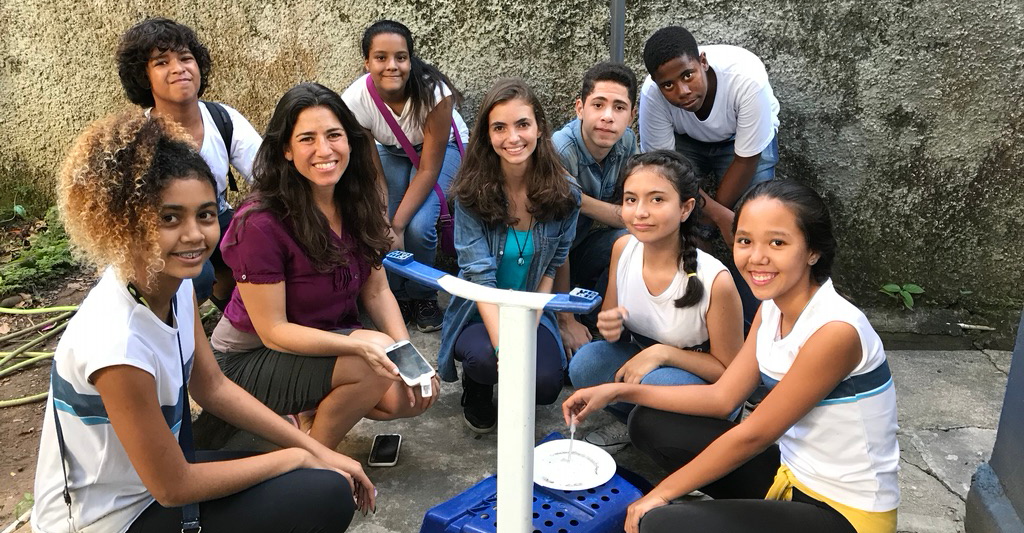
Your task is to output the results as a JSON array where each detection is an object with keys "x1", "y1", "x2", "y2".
[{"x1": 880, "y1": 283, "x2": 924, "y2": 310}]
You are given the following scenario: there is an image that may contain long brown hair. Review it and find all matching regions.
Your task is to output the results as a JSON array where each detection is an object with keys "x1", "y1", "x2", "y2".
[
  {"x1": 450, "y1": 78, "x2": 576, "y2": 226},
  {"x1": 236, "y1": 83, "x2": 390, "y2": 270}
]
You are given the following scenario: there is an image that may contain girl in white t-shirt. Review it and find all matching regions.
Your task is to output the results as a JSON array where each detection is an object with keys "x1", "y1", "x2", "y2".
[
  {"x1": 564, "y1": 180, "x2": 899, "y2": 533},
  {"x1": 341, "y1": 19, "x2": 470, "y2": 333},
  {"x1": 568, "y1": 150, "x2": 744, "y2": 452},
  {"x1": 32, "y1": 110, "x2": 372, "y2": 533}
]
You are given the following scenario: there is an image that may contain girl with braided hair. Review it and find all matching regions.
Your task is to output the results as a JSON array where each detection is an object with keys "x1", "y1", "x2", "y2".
[{"x1": 567, "y1": 150, "x2": 743, "y2": 453}]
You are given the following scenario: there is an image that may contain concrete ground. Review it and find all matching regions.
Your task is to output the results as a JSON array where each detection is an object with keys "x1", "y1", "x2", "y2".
[
  {"x1": 217, "y1": 328, "x2": 1010, "y2": 533},
  {"x1": 6, "y1": 333, "x2": 1008, "y2": 533}
]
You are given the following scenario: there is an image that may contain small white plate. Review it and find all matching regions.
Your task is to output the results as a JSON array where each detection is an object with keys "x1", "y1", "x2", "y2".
[{"x1": 533, "y1": 438, "x2": 616, "y2": 491}]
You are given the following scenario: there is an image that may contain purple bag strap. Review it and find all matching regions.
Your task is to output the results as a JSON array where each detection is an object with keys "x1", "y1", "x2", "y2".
[{"x1": 366, "y1": 76, "x2": 463, "y2": 220}]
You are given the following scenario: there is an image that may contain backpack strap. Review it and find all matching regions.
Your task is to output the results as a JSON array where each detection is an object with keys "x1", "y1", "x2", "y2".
[
  {"x1": 50, "y1": 365, "x2": 75, "y2": 531},
  {"x1": 203, "y1": 101, "x2": 238, "y2": 192}
]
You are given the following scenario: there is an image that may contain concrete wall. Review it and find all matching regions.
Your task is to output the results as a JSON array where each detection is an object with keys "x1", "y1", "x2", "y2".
[{"x1": 2, "y1": 0, "x2": 1022, "y2": 315}]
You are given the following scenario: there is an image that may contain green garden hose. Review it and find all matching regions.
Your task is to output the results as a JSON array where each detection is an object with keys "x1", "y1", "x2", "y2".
[{"x1": 1, "y1": 306, "x2": 77, "y2": 407}]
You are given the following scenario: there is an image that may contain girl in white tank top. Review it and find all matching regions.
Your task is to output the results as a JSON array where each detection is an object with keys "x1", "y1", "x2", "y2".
[{"x1": 567, "y1": 151, "x2": 744, "y2": 437}]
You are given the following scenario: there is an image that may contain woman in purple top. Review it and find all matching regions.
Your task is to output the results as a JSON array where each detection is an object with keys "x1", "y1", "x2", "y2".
[{"x1": 204, "y1": 83, "x2": 439, "y2": 451}]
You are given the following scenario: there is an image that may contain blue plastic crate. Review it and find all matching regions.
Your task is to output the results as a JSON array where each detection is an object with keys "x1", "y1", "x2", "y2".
[{"x1": 420, "y1": 434, "x2": 643, "y2": 533}]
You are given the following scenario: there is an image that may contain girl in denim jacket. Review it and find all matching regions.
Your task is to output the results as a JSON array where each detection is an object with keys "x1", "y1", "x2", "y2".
[{"x1": 438, "y1": 78, "x2": 581, "y2": 433}]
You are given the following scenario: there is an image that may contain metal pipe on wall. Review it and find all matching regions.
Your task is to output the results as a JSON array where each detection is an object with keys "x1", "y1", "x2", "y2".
[{"x1": 610, "y1": 0, "x2": 625, "y2": 62}]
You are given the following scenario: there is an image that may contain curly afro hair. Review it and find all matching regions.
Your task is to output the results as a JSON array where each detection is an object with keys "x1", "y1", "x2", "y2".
[
  {"x1": 58, "y1": 109, "x2": 216, "y2": 287},
  {"x1": 116, "y1": 17, "x2": 212, "y2": 108},
  {"x1": 643, "y1": 26, "x2": 700, "y2": 76}
]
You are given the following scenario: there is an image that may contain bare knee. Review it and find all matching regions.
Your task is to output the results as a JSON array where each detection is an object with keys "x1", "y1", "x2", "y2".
[
  {"x1": 367, "y1": 381, "x2": 429, "y2": 420},
  {"x1": 349, "y1": 329, "x2": 394, "y2": 349}
]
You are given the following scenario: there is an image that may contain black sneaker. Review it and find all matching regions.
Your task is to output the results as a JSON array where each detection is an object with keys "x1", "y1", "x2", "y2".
[
  {"x1": 461, "y1": 374, "x2": 496, "y2": 433},
  {"x1": 397, "y1": 299, "x2": 414, "y2": 325},
  {"x1": 412, "y1": 298, "x2": 443, "y2": 332}
]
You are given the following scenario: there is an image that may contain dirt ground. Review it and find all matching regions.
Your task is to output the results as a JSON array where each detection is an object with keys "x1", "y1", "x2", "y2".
[{"x1": 0, "y1": 268, "x2": 96, "y2": 526}]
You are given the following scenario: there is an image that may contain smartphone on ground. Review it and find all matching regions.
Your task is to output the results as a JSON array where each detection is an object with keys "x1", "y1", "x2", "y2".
[{"x1": 368, "y1": 433, "x2": 402, "y2": 467}]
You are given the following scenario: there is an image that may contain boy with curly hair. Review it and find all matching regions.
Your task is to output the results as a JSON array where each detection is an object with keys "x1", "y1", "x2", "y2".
[{"x1": 116, "y1": 17, "x2": 262, "y2": 308}]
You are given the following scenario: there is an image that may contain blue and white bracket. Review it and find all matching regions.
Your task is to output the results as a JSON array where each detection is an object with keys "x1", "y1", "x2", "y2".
[{"x1": 382, "y1": 250, "x2": 601, "y2": 314}]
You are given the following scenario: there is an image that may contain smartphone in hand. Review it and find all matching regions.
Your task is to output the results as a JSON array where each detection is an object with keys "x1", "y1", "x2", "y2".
[{"x1": 385, "y1": 340, "x2": 435, "y2": 396}]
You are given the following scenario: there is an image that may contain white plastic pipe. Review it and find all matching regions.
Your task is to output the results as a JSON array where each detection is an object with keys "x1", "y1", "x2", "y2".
[
  {"x1": 495, "y1": 304, "x2": 539, "y2": 533},
  {"x1": 382, "y1": 253, "x2": 601, "y2": 533}
]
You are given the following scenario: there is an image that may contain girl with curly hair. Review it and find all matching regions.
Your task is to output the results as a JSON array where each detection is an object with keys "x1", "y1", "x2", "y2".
[
  {"x1": 438, "y1": 78, "x2": 580, "y2": 433},
  {"x1": 33, "y1": 110, "x2": 370, "y2": 533},
  {"x1": 341, "y1": 19, "x2": 470, "y2": 332},
  {"x1": 116, "y1": 17, "x2": 263, "y2": 309},
  {"x1": 206, "y1": 83, "x2": 438, "y2": 451}
]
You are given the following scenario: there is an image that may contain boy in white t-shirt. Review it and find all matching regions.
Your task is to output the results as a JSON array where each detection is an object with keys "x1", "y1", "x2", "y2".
[
  {"x1": 638, "y1": 26, "x2": 780, "y2": 330},
  {"x1": 116, "y1": 17, "x2": 262, "y2": 309}
]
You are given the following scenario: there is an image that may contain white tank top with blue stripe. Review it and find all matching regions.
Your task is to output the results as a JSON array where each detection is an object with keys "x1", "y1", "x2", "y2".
[{"x1": 756, "y1": 279, "x2": 900, "y2": 512}]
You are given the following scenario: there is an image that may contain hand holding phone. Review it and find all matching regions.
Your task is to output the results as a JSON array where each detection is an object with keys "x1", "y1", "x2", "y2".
[
  {"x1": 385, "y1": 340, "x2": 436, "y2": 397},
  {"x1": 368, "y1": 434, "x2": 401, "y2": 467}
]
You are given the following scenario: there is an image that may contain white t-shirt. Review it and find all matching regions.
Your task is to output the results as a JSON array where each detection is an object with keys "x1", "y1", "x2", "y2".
[
  {"x1": 756, "y1": 279, "x2": 900, "y2": 512},
  {"x1": 144, "y1": 103, "x2": 262, "y2": 213},
  {"x1": 32, "y1": 270, "x2": 197, "y2": 533},
  {"x1": 342, "y1": 73, "x2": 470, "y2": 147},
  {"x1": 639, "y1": 45, "x2": 780, "y2": 157},
  {"x1": 616, "y1": 237, "x2": 728, "y2": 349},
  {"x1": 198, "y1": 102, "x2": 262, "y2": 213}
]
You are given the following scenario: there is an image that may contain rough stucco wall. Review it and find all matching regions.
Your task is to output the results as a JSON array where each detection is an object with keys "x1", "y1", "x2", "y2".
[{"x1": 1, "y1": 0, "x2": 1022, "y2": 314}]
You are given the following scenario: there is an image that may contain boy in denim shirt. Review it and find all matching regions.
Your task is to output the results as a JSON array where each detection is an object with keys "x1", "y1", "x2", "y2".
[{"x1": 552, "y1": 62, "x2": 639, "y2": 356}]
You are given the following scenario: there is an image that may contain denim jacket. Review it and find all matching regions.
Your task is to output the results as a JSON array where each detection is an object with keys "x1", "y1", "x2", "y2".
[
  {"x1": 436, "y1": 181, "x2": 582, "y2": 382},
  {"x1": 552, "y1": 118, "x2": 637, "y2": 248}
]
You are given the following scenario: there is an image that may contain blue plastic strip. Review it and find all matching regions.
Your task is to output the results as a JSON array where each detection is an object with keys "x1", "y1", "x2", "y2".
[{"x1": 383, "y1": 252, "x2": 601, "y2": 314}]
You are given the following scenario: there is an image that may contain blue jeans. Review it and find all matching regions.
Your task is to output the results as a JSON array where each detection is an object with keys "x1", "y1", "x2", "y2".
[
  {"x1": 379, "y1": 142, "x2": 463, "y2": 300},
  {"x1": 673, "y1": 133, "x2": 779, "y2": 195},
  {"x1": 570, "y1": 226, "x2": 629, "y2": 295},
  {"x1": 569, "y1": 338, "x2": 709, "y2": 422},
  {"x1": 673, "y1": 134, "x2": 779, "y2": 334},
  {"x1": 454, "y1": 322, "x2": 564, "y2": 405}
]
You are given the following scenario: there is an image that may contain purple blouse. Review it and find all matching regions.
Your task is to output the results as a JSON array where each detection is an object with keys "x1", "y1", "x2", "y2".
[{"x1": 220, "y1": 205, "x2": 372, "y2": 334}]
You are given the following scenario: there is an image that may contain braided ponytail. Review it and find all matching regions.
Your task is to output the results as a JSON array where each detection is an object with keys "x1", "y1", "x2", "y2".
[{"x1": 674, "y1": 204, "x2": 704, "y2": 308}]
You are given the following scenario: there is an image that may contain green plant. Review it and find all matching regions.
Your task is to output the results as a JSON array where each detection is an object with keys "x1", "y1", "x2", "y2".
[
  {"x1": 14, "y1": 492, "x2": 33, "y2": 518},
  {"x1": 880, "y1": 282, "x2": 924, "y2": 309},
  {"x1": 0, "y1": 206, "x2": 79, "y2": 298}
]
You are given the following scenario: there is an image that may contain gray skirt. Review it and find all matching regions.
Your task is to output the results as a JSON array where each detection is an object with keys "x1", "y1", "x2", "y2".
[
  {"x1": 214, "y1": 328, "x2": 355, "y2": 415},
  {"x1": 216, "y1": 345, "x2": 335, "y2": 415}
]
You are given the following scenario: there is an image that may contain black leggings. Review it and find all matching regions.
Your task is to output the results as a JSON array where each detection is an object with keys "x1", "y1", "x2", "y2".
[
  {"x1": 628, "y1": 407, "x2": 856, "y2": 533},
  {"x1": 126, "y1": 451, "x2": 354, "y2": 533}
]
